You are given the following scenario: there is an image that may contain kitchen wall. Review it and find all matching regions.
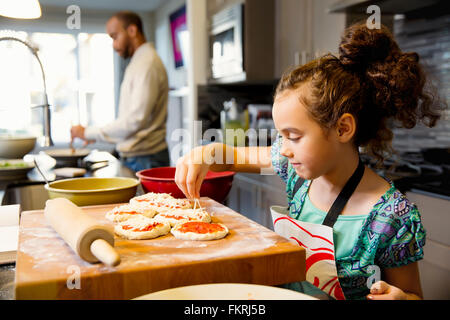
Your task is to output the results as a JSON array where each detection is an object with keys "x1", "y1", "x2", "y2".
[
  {"x1": 391, "y1": 14, "x2": 450, "y2": 152},
  {"x1": 153, "y1": 0, "x2": 187, "y2": 89}
]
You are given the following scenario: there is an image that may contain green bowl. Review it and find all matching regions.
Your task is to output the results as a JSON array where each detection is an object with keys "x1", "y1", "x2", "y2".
[{"x1": 45, "y1": 177, "x2": 139, "y2": 207}]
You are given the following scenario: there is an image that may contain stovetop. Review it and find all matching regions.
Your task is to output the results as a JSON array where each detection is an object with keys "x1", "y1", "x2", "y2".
[{"x1": 362, "y1": 148, "x2": 450, "y2": 198}]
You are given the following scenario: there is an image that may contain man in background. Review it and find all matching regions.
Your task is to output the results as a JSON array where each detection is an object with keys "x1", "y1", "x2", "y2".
[{"x1": 71, "y1": 11, "x2": 170, "y2": 172}]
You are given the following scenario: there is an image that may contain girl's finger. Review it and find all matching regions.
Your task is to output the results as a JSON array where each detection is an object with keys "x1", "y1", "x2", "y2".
[
  {"x1": 175, "y1": 161, "x2": 189, "y2": 198},
  {"x1": 367, "y1": 293, "x2": 391, "y2": 300},
  {"x1": 194, "y1": 169, "x2": 208, "y2": 199},
  {"x1": 186, "y1": 164, "x2": 199, "y2": 199},
  {"x1": 370, "y1": 281, "x2": 389, "y2": 295},
  {"x1": 174, "y1": 158, "x2": 182, "y2": 183}
]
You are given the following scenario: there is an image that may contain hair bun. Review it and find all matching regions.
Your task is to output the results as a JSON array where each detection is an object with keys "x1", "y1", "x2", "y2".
[{"x1": 339, "y1": 23, "x2": 400, "y2": 72}]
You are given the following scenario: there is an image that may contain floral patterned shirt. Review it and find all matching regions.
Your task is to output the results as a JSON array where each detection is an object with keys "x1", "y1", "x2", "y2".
[{"x1": 271, "y1": 135, "x2": 426, "y2": 300}]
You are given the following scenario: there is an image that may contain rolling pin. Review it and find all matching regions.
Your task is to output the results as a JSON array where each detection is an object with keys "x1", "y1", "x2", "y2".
[{"x1": 44, "y1": 198, "x2": 120, "y2": 266}]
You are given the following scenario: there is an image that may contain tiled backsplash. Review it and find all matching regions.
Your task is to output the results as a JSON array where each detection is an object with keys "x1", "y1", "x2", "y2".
[
  {"x1": 197, "y1": 83, "x2": 278, "y2": 134},
  {"x1": 392, "y1": 14, "x2": 450, "y2": 152}
]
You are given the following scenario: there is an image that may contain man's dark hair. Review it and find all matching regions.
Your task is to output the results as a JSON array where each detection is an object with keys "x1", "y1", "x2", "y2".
[{"x1": 111, "y1": 11, "x2": 145, "y2": 36}]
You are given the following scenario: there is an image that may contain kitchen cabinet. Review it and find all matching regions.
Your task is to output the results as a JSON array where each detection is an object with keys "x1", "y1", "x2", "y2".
[
  {"x1": 274, "y1": 0, "x2": 346, "y2": 78},
  {"x1": 311, "y1": 0, "x2": 347, "y2": 55},
  {"x1": 259, "y1": 184, "x2": 289, "y2": 228},
  {"x1": 227, "y1": 173, "x2": 287, "y2": 230},
  {"x1": 275, "y1": 0, "x2": 311, "y2": 77},
  {"x1": 406, "y1": 191, "x2": 450, "y2": 300},
  {"x1": 1, "y1": 183, "x2": 48, "y2": 212},
  {"x1": 207, "y1": 0, "x2": 243, "y2": 16}
]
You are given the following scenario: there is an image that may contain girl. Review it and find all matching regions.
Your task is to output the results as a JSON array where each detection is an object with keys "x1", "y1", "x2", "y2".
[{"x1": 175, "y1": 22, "x2": 442, "y2": 300}]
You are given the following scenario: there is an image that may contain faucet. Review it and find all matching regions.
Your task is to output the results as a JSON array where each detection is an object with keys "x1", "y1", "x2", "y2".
[{"x1": 0, "y1": 36, "x2": 54, "y2": 147}]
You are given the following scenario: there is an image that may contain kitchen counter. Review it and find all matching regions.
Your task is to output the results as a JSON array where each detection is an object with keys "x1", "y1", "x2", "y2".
[{"x1": 0, "y1": 150, "x2": 141, "y2": 209}]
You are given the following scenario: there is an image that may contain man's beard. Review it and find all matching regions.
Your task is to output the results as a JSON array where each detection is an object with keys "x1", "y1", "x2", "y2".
[{"x1": 121, "y1": 40, "x2": 132, "y2": 59}]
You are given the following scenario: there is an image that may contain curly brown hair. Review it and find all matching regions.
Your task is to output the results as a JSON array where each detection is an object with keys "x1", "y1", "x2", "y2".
[{"x1": 275, "y1": 22, "x2": 442, "y2": 164}]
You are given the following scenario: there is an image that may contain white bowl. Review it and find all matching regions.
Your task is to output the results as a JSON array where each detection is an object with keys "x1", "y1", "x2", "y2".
[
  {"x1": 0, "y1": 135, "x2": 37, "y2": 159},
  {"x1": 134, "y1": 283, "x2": 318, "y2": 300}
]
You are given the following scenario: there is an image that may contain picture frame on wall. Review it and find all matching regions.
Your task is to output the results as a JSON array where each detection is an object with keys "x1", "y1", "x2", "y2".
[{"x1": 169, "y1": 5, "x2": 188, "y2": 69}]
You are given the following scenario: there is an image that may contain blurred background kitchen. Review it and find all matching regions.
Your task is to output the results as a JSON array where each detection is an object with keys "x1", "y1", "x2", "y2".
[{"x1": 0, "y1": 0, "x2": 449, "y2": 299}]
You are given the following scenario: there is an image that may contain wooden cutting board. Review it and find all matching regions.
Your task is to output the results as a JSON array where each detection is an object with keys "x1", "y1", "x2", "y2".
[{"x1": 15, "y1": 198, "x2": 305, "y2": 300}]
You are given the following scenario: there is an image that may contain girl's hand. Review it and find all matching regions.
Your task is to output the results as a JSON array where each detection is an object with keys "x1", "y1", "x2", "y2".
[
  {"x1": 367, "y1": 281, "x2": 408, "y2": 300},
  {"x1": 175, "y1": 143, "x2": 271, "y2": 199},
  {"x1": 175, "y1": 145, "x2": 214, "y2": 199}
]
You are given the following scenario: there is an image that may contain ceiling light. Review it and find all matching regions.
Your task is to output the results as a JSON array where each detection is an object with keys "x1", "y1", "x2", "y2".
[{"x1": 0, "y1": 0, "x2": 42, "y2": 19}]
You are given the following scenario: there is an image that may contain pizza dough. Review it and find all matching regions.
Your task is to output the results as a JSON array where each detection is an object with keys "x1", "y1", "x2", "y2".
[
  {"x1": 130, "y1": 196, "x2": 192, "y2": 212},
  {"x1": 154, "y1": 208, "x2": 212, "y2": 227},
  {"x1": 105, "y1": 204, "x2": 157, "y2": 222},
  {"x1": 129, "y1": 192, "x2": 174, "y2": 204},
  {"x1": 114, "y1": 216, "x2": 171, "y2": 240},
  {"x1": 107, "y1": 192, "x2": 229, "y2": 242},
  {"x1": 171, "y1": 221, "x2": 229, "y2": 241}
]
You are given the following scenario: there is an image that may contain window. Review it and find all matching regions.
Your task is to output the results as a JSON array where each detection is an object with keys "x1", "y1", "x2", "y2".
[{"x1": 0, "y1": 30, "x2": 115, "y2": 144}]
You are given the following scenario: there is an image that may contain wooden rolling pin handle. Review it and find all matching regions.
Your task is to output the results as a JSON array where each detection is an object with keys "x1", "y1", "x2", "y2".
[{"x1": 90, "y1": 239, "x2": 121, "y2": 267}]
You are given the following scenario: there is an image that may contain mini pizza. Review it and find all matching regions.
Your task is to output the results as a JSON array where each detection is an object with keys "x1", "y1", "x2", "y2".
[
  {"x1": 154, "y1": 208, "x2": 212, "y2": 227},
  {"x1": 105, "y1": 204, "x2": 157, "y2": 222},
  {"x1": 171, "y1": 221, "x2": 229, "y2": 241},
  {"x1": 114, "y1": 216, "x2": 171, "y2": 240},
  {"x1": 130, "y1": 196, "x2": 192, "y2": 212}
]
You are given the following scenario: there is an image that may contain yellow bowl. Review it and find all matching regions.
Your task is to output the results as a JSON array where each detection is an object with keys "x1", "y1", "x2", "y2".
[{"x1": 45, "y1": 177, "x2": 139, "y2": 206}]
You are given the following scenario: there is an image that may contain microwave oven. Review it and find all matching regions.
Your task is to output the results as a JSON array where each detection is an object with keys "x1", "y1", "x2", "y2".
[
  {"x1": 208, "y1": 0, "x2": 275, "y2": 84},
  {"x1": 209, "y1": 3, "x2": 245, "y2": 81}
]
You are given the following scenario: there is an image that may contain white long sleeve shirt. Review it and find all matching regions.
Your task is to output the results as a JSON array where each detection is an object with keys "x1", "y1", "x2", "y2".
[{"x1": 85, "y1": 43, "x2": 169, "y2": 157}]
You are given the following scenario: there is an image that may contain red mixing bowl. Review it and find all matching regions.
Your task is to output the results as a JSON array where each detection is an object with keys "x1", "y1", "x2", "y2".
[{"x1": 136, "y1": 167, "x2": 235, "y2": 203}]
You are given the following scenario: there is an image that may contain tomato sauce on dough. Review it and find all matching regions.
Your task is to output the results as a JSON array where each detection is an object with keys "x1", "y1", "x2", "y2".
[
  {"x1": 122, "y1": 222, "x2": 162, "y2": 232},
  {"x1": 162, "y1": 214, "x2": 196, "y2": 221},
  {"x1": 115, "y1": 211, "x2": 140, "y2": 215},
  {"x1": 178, "y1": 222, "x2": 224, "y2": 234}
]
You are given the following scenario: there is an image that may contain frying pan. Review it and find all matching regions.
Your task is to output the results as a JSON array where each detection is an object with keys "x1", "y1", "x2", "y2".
[{"x1": 44, "y1": 148, "x2": 91, "y2": 167}]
